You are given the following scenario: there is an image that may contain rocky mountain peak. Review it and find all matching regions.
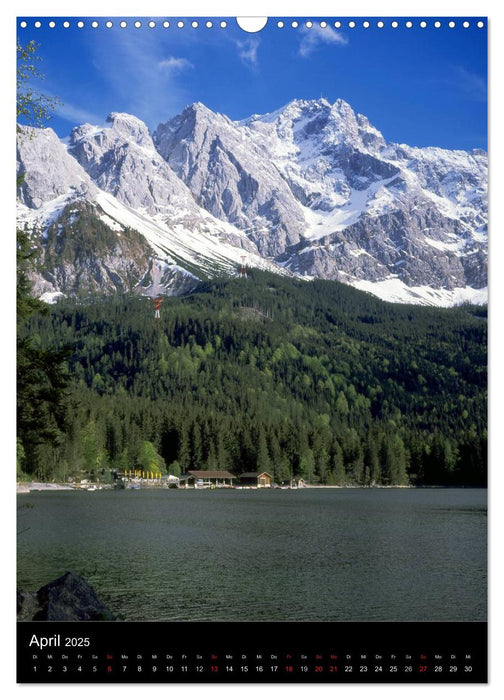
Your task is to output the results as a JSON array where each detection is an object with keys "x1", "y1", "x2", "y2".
[
  {"x1": 153, "y1": 102, "x2": 224, "y2": 160},
  {"x1": 186, "y1": 101, "x2": 215, "y2": 116},
  {"x1": 286, "y1": 96, "x2": 332, "y2": 113},
  {"x1": 247, "y1": 97, "x2": 385, "y2": 156},
  {"x1": 69, "y1": 111, "x2": 203, "y2": 218},
  {"x1": 105, "y1": 112, "x2": 153, "y2": 147},
  {"x1": 332, "y1": 96, "x2": 354, "y2": 113}
]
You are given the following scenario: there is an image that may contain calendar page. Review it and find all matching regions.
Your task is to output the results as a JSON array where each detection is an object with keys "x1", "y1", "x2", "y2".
[{"x1": 16, "y1": 15, "x2": 488, "y2": 684}]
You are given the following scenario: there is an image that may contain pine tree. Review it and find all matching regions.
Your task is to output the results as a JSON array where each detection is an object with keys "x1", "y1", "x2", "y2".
[
  {"x1": 364, "y1": 434, "x2": 380, "y2": 485},
  {"x1": 329, "y1": 441, "x2": 345, "y2": 484},
  {"x1": 256, "y1": 430, "x2": 271, "y2": 474}
]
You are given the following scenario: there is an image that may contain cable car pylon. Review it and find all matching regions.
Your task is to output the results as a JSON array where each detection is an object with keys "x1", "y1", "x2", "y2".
[{"x1": 153, "y1": 295, "x2": 163, "y2": 319}]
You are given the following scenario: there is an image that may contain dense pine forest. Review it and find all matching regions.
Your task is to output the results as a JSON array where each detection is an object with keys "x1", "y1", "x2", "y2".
[{"x1": 17, "y1": 270, "x2": 487, "y2": 486}]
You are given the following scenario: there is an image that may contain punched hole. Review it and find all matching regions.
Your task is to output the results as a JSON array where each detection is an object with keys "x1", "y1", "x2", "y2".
[{"x1": 236, "y1": 17, "x2": 268, "y2": 32}]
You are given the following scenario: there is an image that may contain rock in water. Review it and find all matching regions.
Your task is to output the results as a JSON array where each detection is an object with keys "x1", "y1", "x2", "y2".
[{"x1": 18, "y1": 571, "x2": 114, "y2": 621}]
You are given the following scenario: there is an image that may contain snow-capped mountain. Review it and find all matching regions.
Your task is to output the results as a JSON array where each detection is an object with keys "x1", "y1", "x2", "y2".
[
  {"x1": 17, "y1": 121, "x2": 282, "y2": 300},
  {"x1": 17, "y1": 98, "x2": 487, "y2": 306},
  {"x1": 153, "y1": 102, "x2": 307, "y2": 257}
]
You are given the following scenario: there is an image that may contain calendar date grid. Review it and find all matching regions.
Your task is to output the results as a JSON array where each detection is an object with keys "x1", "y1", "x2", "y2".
[{"x1": 27, "y1": 647, "x2": 477, "y2": 680}]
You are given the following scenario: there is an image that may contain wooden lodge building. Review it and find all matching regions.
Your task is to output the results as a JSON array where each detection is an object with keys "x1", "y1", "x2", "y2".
[
  {"x1": 179, "y1": 470, "x2": 236, "y2": 488},
  {"x1": 239, "y1": 471, "x2": 273, "y2": 488},
  {"x1": 177, "y1": 470, "x2": 274, "y2": 488}
]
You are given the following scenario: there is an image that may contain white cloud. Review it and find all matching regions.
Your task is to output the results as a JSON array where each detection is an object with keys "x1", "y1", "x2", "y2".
[
  {"x1": 157, "y1": 56, "x2": 194, "y2": 73},
  {"x1": 87, "y1": 30, "x2": 196, "y2": 128},
  {"x1": 454, "y1": 66, "x2": 487, "y2": 102},
  {"x1": 54, "y1": 101, "x2": 103, "y2": 127},
  {"x1": 299, "y1": 25, "x2": 348, "y2": 58},
  {"x1": 235, "y1": 38, "x2": 260, "y2": 69}
]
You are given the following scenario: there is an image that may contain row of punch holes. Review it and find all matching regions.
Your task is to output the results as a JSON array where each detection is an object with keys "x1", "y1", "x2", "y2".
[{"x1": 19, "y1": 19, "x2": 486, "y2": 30}]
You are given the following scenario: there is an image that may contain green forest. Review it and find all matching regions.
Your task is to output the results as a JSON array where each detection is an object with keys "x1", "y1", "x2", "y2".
[{"x1": 17, "y1": 270, "x2": 487, "y2": 487}]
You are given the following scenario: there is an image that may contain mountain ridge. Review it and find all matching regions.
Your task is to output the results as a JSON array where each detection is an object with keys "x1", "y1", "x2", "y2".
[{"x1": 16, "y1": 97, "x2": 487, "y2": 307}]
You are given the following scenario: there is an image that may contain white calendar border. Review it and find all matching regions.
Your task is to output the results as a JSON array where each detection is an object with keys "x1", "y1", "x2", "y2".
[{"x1": 3, "y1": 2, "x2": 501, "y2": 700}]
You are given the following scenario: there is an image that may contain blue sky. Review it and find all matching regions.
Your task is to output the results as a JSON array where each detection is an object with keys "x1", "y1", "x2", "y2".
[{"x1": 17, "y1": 17, "x2": 487, "y2": 150}]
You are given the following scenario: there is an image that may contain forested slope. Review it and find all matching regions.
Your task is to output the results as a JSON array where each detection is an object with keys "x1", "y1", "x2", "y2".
[{"x1": 18, "y1": 270, "x2": 487, "y2": 486}]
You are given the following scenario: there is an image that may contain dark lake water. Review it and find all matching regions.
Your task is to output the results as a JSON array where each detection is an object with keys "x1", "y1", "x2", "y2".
[{"x1": 17, "y1": 488, "x2": 486, "y2": 622}]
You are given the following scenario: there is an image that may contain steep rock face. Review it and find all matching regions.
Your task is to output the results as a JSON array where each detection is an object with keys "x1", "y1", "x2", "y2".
[
  {"x1": 243, "y1": 98, "x2": 394, "y2": 210},
  {"x1": 69, "y1": 112, "x2": 262, "y2": 260},
  {"x1": 289, "y1": 208, "x2": 484, "y2": 289},
  {"x1": 153, "y1": 103, "x2": 307, "y2": 257},
  {"x1": 69, "y1": 113, "x2": 201, "y2": 218},
  {"x1": 17, "y1": 126, "x2": 96, "y2": 208},
  {"x1": 242, "y1": 99, "x2": 487, "y2": 296},
  {"x1": 382, "y1": 142, "x2": 487, "y2": 233}
]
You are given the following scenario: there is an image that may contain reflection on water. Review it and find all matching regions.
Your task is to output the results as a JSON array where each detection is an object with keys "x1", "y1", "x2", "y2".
[{"x1": 17, "y1": 488, "x2": 487, "y2": 622}]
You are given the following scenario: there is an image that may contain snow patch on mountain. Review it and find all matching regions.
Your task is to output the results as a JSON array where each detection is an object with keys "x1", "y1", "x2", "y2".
[
  {"x1": 351, "y1": 276, "x2": 488, "y2": 307},
  {"x1": 17, "y1": 194, "x2": 78, "y2": 238},
  {"x1": 95, "y1": 191, "x2": 287, "y2": 278},
  {"x1": 300, "y1": 174, "x2": 401, "y2": 239},
  {"x1": 99, "y1": 213, "x2": 124, "y2": 232},
  {"x1": 39, "y1": 291, "x2": 66, "y2": 304}
]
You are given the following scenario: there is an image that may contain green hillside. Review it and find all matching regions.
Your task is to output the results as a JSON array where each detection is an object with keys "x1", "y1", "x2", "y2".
[{"x1": 18, "y1": 270, "x2": 487, "y2": 486}]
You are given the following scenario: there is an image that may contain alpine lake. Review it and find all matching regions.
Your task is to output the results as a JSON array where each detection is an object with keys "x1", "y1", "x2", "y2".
[{"x1": 17, "y1": 487, "x2": 486, "y2": 622}]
